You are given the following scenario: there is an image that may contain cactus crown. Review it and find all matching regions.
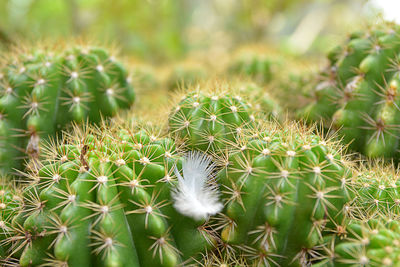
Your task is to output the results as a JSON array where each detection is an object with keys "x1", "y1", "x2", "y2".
[{"x1": 168, "y1": 84, "x2": 257, "y2": 153}]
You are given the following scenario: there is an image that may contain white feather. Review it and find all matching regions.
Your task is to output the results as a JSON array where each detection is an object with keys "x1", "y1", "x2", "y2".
[{"x1": 172, "y1": 151, "x2": 223, "y2": 221}]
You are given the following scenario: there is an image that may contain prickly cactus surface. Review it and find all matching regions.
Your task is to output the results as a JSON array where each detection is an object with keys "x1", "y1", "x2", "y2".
[
  {"x1": 237, "y1": 82, "x2": 282, "y2": 120},
  {"x1": 168, "y1": 90, "x2": 256, "y2": 152},
  {"x1": 0, "y1": 45, "x2": 135, "y2": 175},
  {"x1": 0, "y1": 179, "x2": 22, "y2": 259},
  {"x1": 347, "y1": 163, "x2": 400, "y2": 220},
  {"x1": 216, "y1": 122, "x2": 354, "y2": 266},
  {"x1": 301, "y1": 22, "x2": 400, "y2": 159},
  {"x1": 315, "y1": 219, "x2": 400, "y2": 267},
  {"x1": 0, "y1": 122, "x2": 219, "y2": 267}
]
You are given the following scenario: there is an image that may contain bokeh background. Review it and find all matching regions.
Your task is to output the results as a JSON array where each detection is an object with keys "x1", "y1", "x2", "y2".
[{"x1": 0, "y1": 0, "x2": 394, "y2": 62}]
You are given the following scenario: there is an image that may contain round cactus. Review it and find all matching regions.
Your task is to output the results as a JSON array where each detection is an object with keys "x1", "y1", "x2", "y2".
[
  {"x1": 215, "y1": 121, "x2": 354, "y2": 266},
  {"x1": 301, "y1": 22, "x2": 400, "y2": 160},
  {"x1": 0, "y1": 45, "x2": 135, "y2": 175},
  {"x1": 236, "y1": 82, "x2": 282, "y2": 120},
  {"x1": 168, "y1": 88, "x2": 257, "y2": 152},
  {"x1": 1, "y1": 121, "x2": 222, "y2": 266}
]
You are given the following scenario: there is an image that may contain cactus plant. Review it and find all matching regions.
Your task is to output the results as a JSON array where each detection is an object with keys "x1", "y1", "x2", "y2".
[
  {"x1": 0, "y1": 120, "x2": 224, "y2": 266},
  {"x1": 313, "y1": 219, "x2": 400, "y2": 267},
  {"x1": 0, "y1": 178, "x2": 22, "y2": 259},
  {"x1": 347, "y1": 162, "x2": 400, "y2": 220},
  {"x1": 236, "y1": 81, "x2": 282, "y2": 120},
  {"x1": 168, "y1": 87, "x2": 257, "y2": 152},
  {"x1": 0, "y1": 45, "x2": 135, "y2": 175},
  {"x1": 301, "y1": 22, "x2": 400, "y2": 159},
  {"x1": 311, "y1": 161, "x2": 400, "y2": 267},
  {"x1": 215, "y1": 121, "x2": 354, "y2": 266}
]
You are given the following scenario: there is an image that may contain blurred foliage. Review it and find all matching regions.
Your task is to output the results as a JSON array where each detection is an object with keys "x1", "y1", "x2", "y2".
[{"x1": 0, "y1": 0, "x2": 376, "y2": 62}]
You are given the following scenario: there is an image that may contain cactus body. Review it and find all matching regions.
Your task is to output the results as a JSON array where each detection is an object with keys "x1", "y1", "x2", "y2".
[
  {"x1": 315, "y1": 220, "x2": 400, "y2": 267},
  {"x1": 0, "y1": 45, "x2": 135, "y2": 175},
  {"x1": 169, "y1": 90, "x2": 256, "y2": 152},
  {"x1": 216, "y1": 122, "x2": 353, "y2": 266},
  {"x1": 0, "y1": 179, "x2": 22, "y2": 259},
  {"x1": 237, "y1": 82, "x2": 282, "y2": 120},
  {"x1": 1, "y1": 122, "x2": 217, "y2": 266},
  {"x1": 301, "y1": 22, "x2": 400, "y2": 160}
]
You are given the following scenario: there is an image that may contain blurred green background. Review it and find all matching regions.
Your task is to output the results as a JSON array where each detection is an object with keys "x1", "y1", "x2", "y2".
[{"x1": 0, "y1": 0, "x2": 390, "y2": 63}]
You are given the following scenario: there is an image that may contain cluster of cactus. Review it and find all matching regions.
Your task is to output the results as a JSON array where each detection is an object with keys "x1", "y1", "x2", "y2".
[
  {"x1": 0, "y1": 45, "x2": 135, "y2": 175},
  {"x1": 314, "y1": 219, "x2": 400, "y2": 267},
  {"x1": 301, "y1": 22, "x2": 400, "y2": 159},
  {"x1": 4, "y1": 19, "x2": 400, "y2": 267},
  {"x1": 0, "y1": 121, "x2": 222, "y2": 266}
]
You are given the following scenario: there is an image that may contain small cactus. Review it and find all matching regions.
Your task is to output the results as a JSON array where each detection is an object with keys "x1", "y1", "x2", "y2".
[
  {"x1": 0, "y1": 45, "x2": 135, "y2": 175},
  {"x1": 168, "y1": 86, "x2": 257, "y2": 152}
]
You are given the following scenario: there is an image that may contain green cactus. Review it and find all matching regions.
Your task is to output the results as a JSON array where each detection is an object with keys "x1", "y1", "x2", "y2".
[
  {"x1": 311, "y1": 161, "x2": 400, "y2": 267},
  {"x1": 236, "y1": 82, "x2": 282, "y2": 120},
  {"x1": 0, "y1": 178, "x2": 22, "y2": 259},
  {"x1": 168, "y1": 88, "x2": 257, "y2": 152},
  {"x1": 301, "y1": 22, "x2": 400, "y2": 160},
  {"x1": 215, "y1": 121, "x2": 354, "y2": 266},
  {"x1": 1, "y1": 121, "x2": 221, "y2": 266},
  {"x1": 0, "y1": 45, "x2": 135, "y2": 175},
  {"x1": 335, "y1": 219, "x2": 400, "y2": 267},
  {"x1": 347, "y1": 163, "x2": 400, "y2": 220},
  {"x1": 314, "y1": 219, "x2": 400, "y2": 267}
]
